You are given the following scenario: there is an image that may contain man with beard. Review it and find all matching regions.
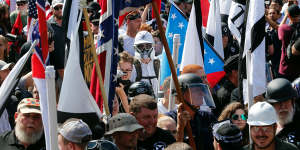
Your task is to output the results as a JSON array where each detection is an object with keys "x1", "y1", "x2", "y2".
[
  {"x1": 48, "y1": 0, "x2": 65, "y2": 80},
  {"x1": 243, "y1": 101, "x2": 298, "y2": 150},
  {"x1": 105, "y1": 113, "x2": 144, "y2": 150},
  {"x1": 265, "y1": 78, "x2": 300, "y2": 148},
  {"x1": 0, "y1": 98, "x2": 45, "y2": 150},
  {"x1": 10, "y1": 0, "x2": 28, "y2": 28},
  {"x1": 130, "y1": 94, "x2": 175, "y2": 150}
]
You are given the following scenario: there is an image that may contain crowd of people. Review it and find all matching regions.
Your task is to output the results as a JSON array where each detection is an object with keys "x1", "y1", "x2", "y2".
[{"x1": 0, "y1": 0, "x2": 299, "y2": 150}]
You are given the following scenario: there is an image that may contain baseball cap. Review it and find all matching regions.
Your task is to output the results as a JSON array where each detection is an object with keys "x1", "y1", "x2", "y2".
[
  {"x1": 288, "y1": 4, "x2": 300, "y2": 18},
  {"x1": 59, "y1": 118, "x2": 92, "y2": 143},
  {"x1": 105, "y1": 113, "x2": 144, "y2": 136},
  {"x1": 212, "y1": 120, "x2": 243, "y2": 144},
  {"x1": 52, "y1": 0, "x2": 63, "y2": 8},
  {"x1": 17, "y1": 98, "x2": 41, "y2": 114},
  {"x1": 16, "y1": 0, "x2": 27, "y2": 3}
]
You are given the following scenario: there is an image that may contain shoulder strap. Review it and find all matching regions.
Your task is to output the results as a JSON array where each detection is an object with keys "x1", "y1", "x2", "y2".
[{"x1": 133, "y1": 59, "x2": 142, "y2": 81}]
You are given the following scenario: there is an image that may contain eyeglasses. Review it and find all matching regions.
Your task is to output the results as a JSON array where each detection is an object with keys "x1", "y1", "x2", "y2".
[
  {"x1": 54, "y1": 5, "x2": 63, "y2": 11},
  {"x1": 231, "y1": 114, "x2": 247, "y2": 121},
  {"x1": 251, "y1": 126, "x2": 274, "y2": 133}
]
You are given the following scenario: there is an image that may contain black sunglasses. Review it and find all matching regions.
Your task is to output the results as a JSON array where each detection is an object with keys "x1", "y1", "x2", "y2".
[
  {"x1": 16, "y1": 2, "x2": 26, "y2": 6},
  {"x1": 54, "y1": 5, "x2": 63, "y2": 11},
  {"x1": 127, "y1": 13, "x2": 141, "y2": 20},
  {"x1": 231, "y1": 114, "x2": 247, "y2": 121}
]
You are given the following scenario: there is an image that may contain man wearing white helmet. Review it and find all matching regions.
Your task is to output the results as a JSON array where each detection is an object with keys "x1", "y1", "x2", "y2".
[
  {"x1": 242, "y1": 102, "x2": 298, "y2": 150},
  {"x1": 130, "y1": 30, "x2": 160, "y2": 96}
]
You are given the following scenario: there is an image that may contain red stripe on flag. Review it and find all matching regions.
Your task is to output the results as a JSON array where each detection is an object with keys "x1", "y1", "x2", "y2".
[
  {"x1": 90, "y1": 52, "x2": 107, "y2": 112},
  {"x1": 207, "y1": 71, "x2": 226, "y2": 88},
  {"x1": 201, "y1": 0, "x2": 210, "y2": 27},
  {"x1": 36, "y1": 4, "x2": 48, "y2": 62},
  {"x1": 32, "y1": 53, "x2": 46, "y2": 78}
]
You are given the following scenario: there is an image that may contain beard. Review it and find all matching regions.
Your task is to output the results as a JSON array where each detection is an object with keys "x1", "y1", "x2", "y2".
[
  {"x1": 15, "y1": 122, "x2": 43, "y2": 144},
  {"x1": 54, "y1": 14, "x2": 63, "y2": 20},
  {"x1": 278, "y1": 106, "x2": 295, "y2": 125}
]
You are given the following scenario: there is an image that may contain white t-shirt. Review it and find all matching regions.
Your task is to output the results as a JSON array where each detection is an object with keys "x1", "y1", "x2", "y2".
[{"x1": 120, "y1": 34, "x2": 135, "y2": 56}]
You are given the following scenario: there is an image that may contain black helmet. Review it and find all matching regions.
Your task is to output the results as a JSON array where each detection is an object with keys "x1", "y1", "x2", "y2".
[
  {"x1": 177, "y1": 73, "x2": 203, "y2": 92},
  {"x1": 292, "y1": 77, "x2": 300, "y2": 99},
  {"x1": 128, "y1": 81, "x2": 154, "y2": 98},
  {"x1": 266, "y1": 78, "x2": 298, "y2": 103}
]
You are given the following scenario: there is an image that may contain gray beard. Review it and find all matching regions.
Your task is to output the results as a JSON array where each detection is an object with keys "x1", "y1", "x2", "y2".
[
  {"x1": 278, "y1": 107, "x2": 295, "y2": 126},
  {"x1": 15, "y1": 123, "x2": 43, "y2": 144}
]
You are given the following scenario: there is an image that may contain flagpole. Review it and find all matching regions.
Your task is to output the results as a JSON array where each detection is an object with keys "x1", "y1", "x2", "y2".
[
  {"x1": 82, "y1": 7, "x2": 110, "y2": 116},
  {"x1": 151, "y1": 1, "x2": 196, "y2": 150}
]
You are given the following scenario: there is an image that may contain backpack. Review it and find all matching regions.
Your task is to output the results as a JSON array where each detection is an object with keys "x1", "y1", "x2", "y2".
[
  {"x1": 286, "y1": 23, "x2": 300, "y2": 61},
  {"x1": 133, "y1": 58, "x2": 160, "y2": 81}
]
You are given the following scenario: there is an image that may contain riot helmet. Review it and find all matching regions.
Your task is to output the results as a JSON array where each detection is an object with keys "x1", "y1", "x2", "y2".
[
  {"x1": 128, "y1": 81, "x2": 154, "y2": 99},
  {"x1": 87, "y1": 140, "x2": 118, "y2": 150},
  {"x1": 266, "y1": 78, "x2": 298, "y2": 103},
  {"x1": 134, "y1": 31, "x2": 154, "y2": 60},
  {"x1": 174, "y1": 73, "x2": 215, "y2": 108}
]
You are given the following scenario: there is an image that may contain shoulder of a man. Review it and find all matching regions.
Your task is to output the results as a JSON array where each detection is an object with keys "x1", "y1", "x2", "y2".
[
  {"x1": 0, "y1": 130, "x2": 15, "y2": 145},
  {"x1": 151, "y1": 127, "x2": 176, "y2": 145}
]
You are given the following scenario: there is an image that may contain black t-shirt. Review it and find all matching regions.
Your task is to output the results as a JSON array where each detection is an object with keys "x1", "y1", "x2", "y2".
[
  {"x1": 0, "y1": 130, "x2": 45, "y2": 150},
  {"x1": 137, "y1": 127, "x2": 175, "y2": 150}
]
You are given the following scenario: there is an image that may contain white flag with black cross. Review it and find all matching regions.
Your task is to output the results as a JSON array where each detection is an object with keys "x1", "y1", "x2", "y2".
[
  {"x1": 228, "y1": 0, "x2": 246, "y2": 45},
  {"x1": 242, "y1": 0, "x2": 266, "y2": 106}
]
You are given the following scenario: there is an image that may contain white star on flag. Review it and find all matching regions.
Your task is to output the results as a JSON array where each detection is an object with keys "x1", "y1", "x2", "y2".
[
  {"x1": 99, "y1": 29, "x2": 105, "y2": 38},
  {"x1": 204, "y1": 49, "x2": 207, "y2": 55},
  {"x1": 114, "y1": 48, "x2": 119, "y2": 55},
  {"x1": 168, "y1": 32, "x2": 173, "y2": 38},
  {"x1": 178, "y1": 22, "x2": 184, "y2": 29},
  {"x1": 208, "y1": 58, "x2": 215, "y2": 64},
  {"x1": 171, "y1": 13, "x2": 177, "y2": 20},
  {"x1": 114, "y1": 18, "x2": 119, "y2": 26}
]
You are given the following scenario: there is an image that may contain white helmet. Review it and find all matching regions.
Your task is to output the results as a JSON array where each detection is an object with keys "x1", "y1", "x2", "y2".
[
  {"x1": 134, "y1": 31, "x2": 154, "y2": 45},
  {"x1": 247, "y1": 102, "x2": 278, "y2": 126}
]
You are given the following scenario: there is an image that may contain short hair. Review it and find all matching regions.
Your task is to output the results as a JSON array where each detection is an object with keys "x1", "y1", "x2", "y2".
[
  {"x1": 157, "y1": 115, "x2": 176, "y2": 128},
  {"x1": 162, "y1": 76, "x2": 171, "y2": 93},
  {"x1": 165, "y1": 142, "x2": 193, "y2": 150},
  {"x1": 181, "y1": 64, "x2": 203, "y2": 74},
  {"x1": 272, "y1": 0, "x2": 283, "y2": 6},
  {"x1": 129, "y1": 94, "x2": 157, "y2": 114},
  {"x1": 119, "y1": 51, "x2": 134, "y2": 64}
]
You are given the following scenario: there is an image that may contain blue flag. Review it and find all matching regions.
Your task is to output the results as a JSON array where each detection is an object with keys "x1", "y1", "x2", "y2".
[{"x1": 160, "y1": 4, "x2": 188, "y2": 86}]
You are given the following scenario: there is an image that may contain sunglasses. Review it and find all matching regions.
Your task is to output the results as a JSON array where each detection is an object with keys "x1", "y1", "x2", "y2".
[
  {"x1": 231, "y1": 114, "x2": 247, "y2": 121},
  {"x1": 54, "y1": 5, "x2": 63, "y2": 11},
  {"x1": 16, "y1": 2, "x2": 26, "y2": 6},
  {"x1": 251, "y1": 126, "x2": 274, "y2": 133},
  {"x1": 127, "y1": 13, "x2": 141, "y2": 20}
]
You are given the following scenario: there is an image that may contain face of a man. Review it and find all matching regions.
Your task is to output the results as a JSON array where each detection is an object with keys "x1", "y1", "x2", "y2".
[
  {"x1": 272, "y1": 99, "x2": 294, "y2": 125},
  {"x1": 15, "y1": 112, "x2": 43, "y2": 144},
  {"x1": 134, "y1": 107, "x2": 158, "y2": 137},
  {"x1": 127, "y1": 17, "x2": 141, "y2": 33},
  {"x1": 52, "y1": 4, "x2": 63, "y2": 20},
  {"x1": 16, "y1": 1, "x2": 28, "y2": 14},
  {"x1": 251, "y1": 125, "x2": 276, "y2": 149},
  {"x1": 114, "y1": 131, "x2": 139, "y2": 150}
]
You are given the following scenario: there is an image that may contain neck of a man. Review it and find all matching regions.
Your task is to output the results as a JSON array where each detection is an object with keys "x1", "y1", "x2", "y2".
[
  {"x1": 276, "y1": 122, "x2": 284, "y2": 134},
  {"x1": 254, "y1": 139, "x2": 276, "y2": 150},
  {"x1": 21, "y1": 142, "x2": 30, "y2": 149},
  {"x1": 162, "y1": 97, "x2": 169, "y2": 109},
  {"x1": 116, "y1": 141, "x2": 136, "y2": 150},
  {"x1": 55, "y1": 17, "x2": 62, "y2": 26},
  {"x1": 126, "y1": 28, "x2": 138, "y2": 38}
]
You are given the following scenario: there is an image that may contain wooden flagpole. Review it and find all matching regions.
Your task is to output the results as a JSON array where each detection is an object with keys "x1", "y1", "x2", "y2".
[
  {"x1": 151, "y1": 1, "x2": 197, "y2": 150},
  {"x1": 82, "y1": 8, "x2": 110, "y2": 116}
]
